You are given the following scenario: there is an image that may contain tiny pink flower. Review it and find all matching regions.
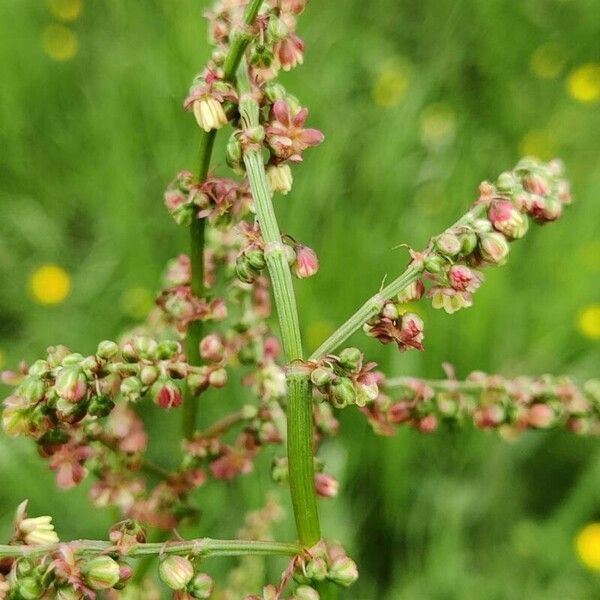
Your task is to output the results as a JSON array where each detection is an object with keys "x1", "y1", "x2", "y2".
[
  {"x1": 448, "y1": 265, "x2": 482, "y2": 293},
  {"x1": 275, "y1": 33, "x2": 305, "y2": 71},
  {"x1": 417, "y1": 414, "x2": 438, "y2": 433},
  {"x1": 315, "y1": 472, "x2": 339, "y2": 498},
  {"x1": 488, "y1": 199, "x2": 529, "y2": 239},
  {"x1": 152, "y1": 379, "x2": 182, "y2": 409},
  {"x1": 199, "y1": 333, "x2": 225, "y2": 363},
  {"x1": 266, "y1": 100, "x2": 324, "y2": 163},
  {"x1": 48, "y1": 442, "x2": 93, "y2": 489},
  {"x1": 294, "y1": 245, "x2": 319, "y2": 278},
  {"x1": 528, "y1": 404, "x2": 555, "y2": 428}
]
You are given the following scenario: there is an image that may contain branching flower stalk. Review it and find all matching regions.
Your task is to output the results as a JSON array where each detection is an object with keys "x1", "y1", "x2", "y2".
[{"x1": 0, "y1": 0, "x2": 597, "y2": 598}]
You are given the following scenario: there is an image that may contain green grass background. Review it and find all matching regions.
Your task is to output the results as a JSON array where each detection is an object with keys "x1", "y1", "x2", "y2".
[{"x1": 0, "y1": 0, "x2": 599, "y2": 597}]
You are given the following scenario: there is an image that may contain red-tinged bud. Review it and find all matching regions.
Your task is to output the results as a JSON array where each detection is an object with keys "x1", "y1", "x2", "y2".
[
  {"x1": 528, "y1": 404, "x2": 555, "y2": 428},
  {"x1": 188, "y1": 572, "x2": 215, "y2": 599},
  {"x1": 266, "y1": 163, "x2": 293, "y2": 195},
  {"x1": 82, "y1": 556, "x2": 120, "y2": 590},
  {"x1": 448, "y1": 265, "x2": 481, "y2": 293},
  {"x1": 474, "y1": 405, "x2": 505, "y2": 428},
  {"x1": 97, "y1": 340, "x2": 119, "y2": 360},
  {"x1": 305, "y1": 557, "x2": 328, "y2": 581},
  {"x1": 294, "y1": 245, "x2": 319, "y2": 279},
  {"x1": 329, "y1": 556, "x2": 359, "y2": 587},
  {"x1": 2, "y1": 395, "x2": 31, "y2": 437},
  {"x1": 315, "y1": 472, "x2": 339, "y2": 498},
  {"x1": 120, "y1": 376, "x2": 144, "y2": 402},
  {"x1": 276, "y1": 33, "x2": 305, "y2": 71},
  {"x1": 435, "y1": 232, "x2": 462, "y2": 257},
  {"x1": 523, "y1": 173, "x2": 550, "y2": 196},
  {"x1": 55, "y1": 367, "x2": 88, "y2": 402},
  {"x1": 479, "y1": 232, "x2": 510, "y2": 265},
  {"x1": 199, "y1": 334, "x2": 225, "y2": 363},
  {"x1": 208, "y1": 368, "x2": 227, "y2": 388},
  {"x1": 158, "y1": 556, "x2": 194, "y2": 590},
  {"x1": 28, "y1": 359, "x2": 50, "y2": 378},
  {"x1": 152, "y1": 378, "x2": 182, "y2": 409},
  {"x1": 488, "y1": 200, "x2": 529, "y2": 239},
  {"x1": 397, "y1": 280, "x2": 425, "y2": 304},
  {"x1": 417, "y1": 414, "x2": 438, "y2": 433},
  {"x1": 389, "y1": 401, "x2": 412, "y2": 424}
]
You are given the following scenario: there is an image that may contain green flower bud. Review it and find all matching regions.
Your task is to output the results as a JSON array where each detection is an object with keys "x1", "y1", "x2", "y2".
[
  {"x1": 310, "y1": 367, "x2": 335, "y2": 388},
  {"x1": 188, "y1": 572, "x2": 214, "y2": 599},
  {"x1": 46, "y1": 345, "x2": 71, "y2": 368},
  {"x1": 332, "y1": 378, "x2": 356, "y2": 408},
  {"x1": 460, "y1": 231, "x2": 478, "y2": 255},
  {"x1": 423, "y1": 255, "x2": 445, "y2": 273},
  {"x1": 295, "y1": 585, "x2": 320, "y2": 600},
  {"x1": 158, "y1": 556, "x2": 194, "y2": 590},
  {"x1": 88, "y1": 394, "x2": 115, "y2": 418},
  {"x1": 83, "y1": 556, "x2": 121, "y2": 590},
  {"x1": 338, "y1": 347, "x2": 362, "y2": 372},
  {"x1": 62, "y1": 353, "x2": 85, "y2": 367},
  {"x1": 55, "y1": 586, "x2": 81, "y2": 600},
  {"x1": 18, "y1": 576, "x2": 43, "y2": 600},
  {"x1": 140, "y1": 365, "x2": 159, "y2": 386},
  {"x1": 156, "y1": 340, "x2": 180, "y2": 359},
  {"x1": 329, "y1": 556, "x2": 359, "y2": 587},
  {"x1": 246, "y1": 249, "x2": 266, "y2": 271},
  {"x1": 120, "y1": 376, "x2": 144, "y2": 402},
  {"x1": 226, "y1": 134, "x2": 244, "y2": 173},
  {"x1": 133, "y1": 336, "x2": 158, "y2": 360},
  {"x1": 271, "y1": 457, "x2": 289, "y2": 484},
  {"x1": 19, "y1": 377, "x2": 45, "y2": 403},
  {"x1": 28, "y1": 360, "x2": 51, "y2": 378},
  {"x1": 496, "y1": 171, "x2": 517, "y2": 193},
  {"x1": 97, "y1": 340, "x2": 119, "y2": 360},
  {"x1": 305, "y1": 557, "x2": 328, "y2": 581},
  {"x1": 55, "y1": 367, "x2": 88, "y2": 402},
  {"x1": 435, "y1": 232, "x2": 462, "y2": 257},
  {"x1": 236, "y1": 256, "x2": 255, "y2": 283}
]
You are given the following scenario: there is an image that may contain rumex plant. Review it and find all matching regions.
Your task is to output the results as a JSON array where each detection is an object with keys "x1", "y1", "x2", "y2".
[{"x1": 0, "y1": 0, "x2": 598, "y2": 598}]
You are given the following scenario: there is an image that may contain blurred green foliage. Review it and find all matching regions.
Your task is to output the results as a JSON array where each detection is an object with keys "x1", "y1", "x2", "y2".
[{"x1": 1, "y1": 0, "x2": 599, "y2": 597}]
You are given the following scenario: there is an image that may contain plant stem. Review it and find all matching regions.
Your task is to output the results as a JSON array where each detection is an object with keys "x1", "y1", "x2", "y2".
[
  {"x1": 237, "y1": 64, "x2": 321, "y2": 547},
  {"x1": 309, "y1": 204, "x2": 488, "y2": 361},
  {"x1": 0, "y1": 538, "x2": 300, "y2": 560},
  {"x1": 182, "y1": 0, "x2": 265, "y2": 439},
  {"x1": 385, "y1": 376, "x2": 484, "y2": 393}
]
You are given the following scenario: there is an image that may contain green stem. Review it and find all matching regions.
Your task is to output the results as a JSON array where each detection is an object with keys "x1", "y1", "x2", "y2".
[
  {"x1": 237, "y1": 64, "x2": 321, "y2": 547},
  {"x1": 182, "y1": 0, "x2": 265, "y2": 439},
  {"x1": 309, "y1": 204, "x2": 488, "y2": 360},
  {"x1": 0, "y1": 538, "x2": 300, "y2": 560}
]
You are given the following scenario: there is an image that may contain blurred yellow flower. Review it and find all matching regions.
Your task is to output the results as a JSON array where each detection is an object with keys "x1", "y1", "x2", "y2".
[
  {"x1": 529, "y1": 43, "x2": 565, "y2": 80},
  {"x1": 372, "y1": 59, "x2": 411, "y2": 108},
  {"x1": 577, "y1": 304, "x2": 600, "y2": 340},
  {"x1": 42, "y1": 24, "x2": 78, "y2": 61},
  {"x1": 306, "y1": 320, "x2": 335, "y2": 351},
  {"x1": 567, "y1": 63, "x2": 600, "y2": 104},
  {"x1": 47, "y1": 0, "x2": 82, "y2": 22},
  {"x1": 29, "y1": 264, "x2": 71, "y2": 305},
  {"x1": 420, "y1": 103, "x2": 456, "y2": 149},
  {"x1": 120, "y1": 287, "x2": 154, "y2": 320},
  {"x1": 519, "y1": 129, "x2": 558, "y2": 161},
  {"x1": 576, "y1": 523, "x2": 600, "y2": 570}
]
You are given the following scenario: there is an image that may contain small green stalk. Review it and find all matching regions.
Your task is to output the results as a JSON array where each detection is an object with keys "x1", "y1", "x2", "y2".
[
  {"x1": 309, "y1": 204, "x2": 488, "y2": 360},
  {"x1": 0, "y1": 538, "x2": 300, "y2": 560},
  {"x1": 237, "y1": 63, "x2": 321, "y2": 547},
  {"x1": 182, "y1": 0, "x2": 265, "y2": 439}
]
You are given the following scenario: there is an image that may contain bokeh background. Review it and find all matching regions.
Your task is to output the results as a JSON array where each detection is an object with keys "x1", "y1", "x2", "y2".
[{"x1": 1, "y1": 0, "x2": 600, "y2": 597}]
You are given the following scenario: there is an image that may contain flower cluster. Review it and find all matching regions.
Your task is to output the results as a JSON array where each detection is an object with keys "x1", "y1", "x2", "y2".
[
  {"x1": 308, "y1": 348, "x2": 380, "y2": 409},
  {"x1": 364, "y1": 304, "x2": 425, "y2": 352},
  {"x1": 397, "y1": 158, "x2": 572, "y2": 317},
  {"x1": 361, "y1": 372, "x2": 600, "y2": 437}
]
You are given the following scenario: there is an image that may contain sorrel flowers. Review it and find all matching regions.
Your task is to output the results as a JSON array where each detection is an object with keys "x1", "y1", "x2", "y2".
[{"x1": 0, "y1": 0, "x2": 596, "y2": 598}]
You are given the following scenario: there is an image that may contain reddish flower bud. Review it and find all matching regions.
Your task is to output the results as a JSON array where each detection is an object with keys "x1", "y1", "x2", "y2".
[
  {"x1": 208, "y1": 368, "x2": 228, "y2": 388},
  {"x1": 199, "y1": 334, "x2": 225, "y2": 363},
  {"x1": 417, "y1": 414, "x2": 438, "y2": 433},
  {"x1": 152, "y1": 378, "x2": 182, "y2": 409},
  {"x1": 479, "y1": 231, "x2": 510, "y2": 264},
  {"x1": 488, "y1": 200, "x2": 528, "y2": 239},
  {"x1": 528, "y1": 403, "x2": 555, "y2": 428},
  {"x1": 315, "y1": 472, "x2": 339, "y2": 498},
  {"x1": 55, "y1": 367, "x2": 88, "y2": 402},
  {"x1": 158, "y1": 556, "x2": 194, "y2": 590},
  {"x1": 294, "y1": 245, "x2": 319, "y2": 278}
]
